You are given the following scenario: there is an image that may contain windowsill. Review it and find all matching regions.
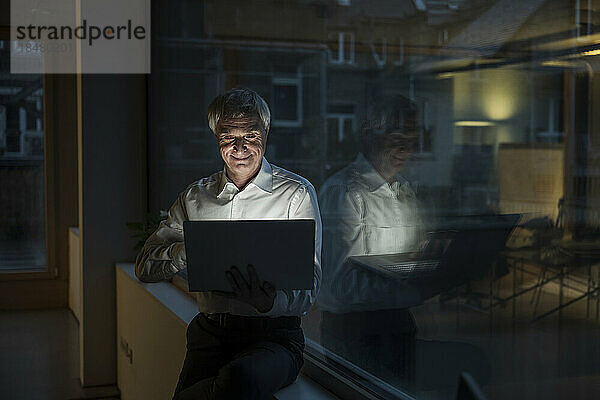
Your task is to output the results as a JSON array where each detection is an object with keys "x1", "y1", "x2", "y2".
[
  {"x1": 116, "y1": 263, "x2": 338, "y2": 400},
  {"x1": 171, "y1": 271, "x2": 194, "y2": 299}
]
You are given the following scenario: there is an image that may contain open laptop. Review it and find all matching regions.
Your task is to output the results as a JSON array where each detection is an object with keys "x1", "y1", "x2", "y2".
[
  {"x1": 348, "y1": 214, "x2": 520, "y2": 286},
  {"x1": 183, "y1": 219, "x2": 315, "y2": 292}
]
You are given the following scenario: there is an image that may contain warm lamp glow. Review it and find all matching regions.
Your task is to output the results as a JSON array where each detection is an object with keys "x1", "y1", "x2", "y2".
[
  {"x1": 541, "y1": 60, "x2": 577, "y2": 68},
  {"x1": 483, "y1": 86, "x2": 516, "y2": 120},
  {"x1": 453, "y1": 70, "x2": 524, "y2": 124},
  {"x1": 455, "y1": 120, "x2": 496, "y2": 127},
  {"x1": 564, "y1": 48, "x2": 600, "y2": 59},
  {"x1": 436, "y1": 72, "x2": 455, "y2": 79},
  {"x1": 579, "y1": 49, "x2": 600, "y2": 57}
]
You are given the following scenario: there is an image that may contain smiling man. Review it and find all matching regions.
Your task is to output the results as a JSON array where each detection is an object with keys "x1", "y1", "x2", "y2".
[
  {"x1": 135, "y1": 88, "x2": 322, "y2": 400},
  {"x1": 317, "y1": 95, "x2": 425, "y2": 388}
]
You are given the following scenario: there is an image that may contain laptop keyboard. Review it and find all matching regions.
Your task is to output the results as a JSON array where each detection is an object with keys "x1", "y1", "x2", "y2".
[{"x1": 380, "y1": 260, "x2": 441, "y2": 278}]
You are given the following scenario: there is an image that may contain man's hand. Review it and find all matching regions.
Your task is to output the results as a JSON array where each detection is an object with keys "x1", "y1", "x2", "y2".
[{"x1": 224, "y1": 264, "x2": 276, "y2": 313}]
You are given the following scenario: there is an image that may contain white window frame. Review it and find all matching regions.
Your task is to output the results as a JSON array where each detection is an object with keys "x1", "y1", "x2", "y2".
[
  {"x1": 417, "y1": 100, "x2": 433, "y2": 156},
  {"x1": 271, "y1": 71, "x2": 303, "y2": 128},
  {"x1": 327, "y1": 113, "x2": 356, "y2": 142},
  {"x1": 576, "y1": 0, "x2": 593, "y2": 39},
  {"x1": 328, "y1": 32, "x2": 355, "y2": 65}
]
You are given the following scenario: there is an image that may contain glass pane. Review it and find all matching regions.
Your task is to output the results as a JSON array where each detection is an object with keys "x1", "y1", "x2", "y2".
[
  {"x1": 342, "y1": 118, "x2": 353, "y2": 139},
  {"x1": 273, "y1": 84, "x2": 298, "y2": 122},
  {"x1": 151, "y1": 1, "x2": 600, "y2": 398},
  {"x1": 0, "y1": 40, "x2": 46, "y2": 272}
]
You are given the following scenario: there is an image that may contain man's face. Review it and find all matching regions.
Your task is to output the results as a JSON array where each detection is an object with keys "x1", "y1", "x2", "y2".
[
  {"x1": 367, "y1": 131, "x2": 418, "y2": 178},
  {"x1": 217, "y1": 120, "x2": 266, "y2": 181},
  {"x1": 380, "y1": 132, "x2": 418, "y2": 170}
]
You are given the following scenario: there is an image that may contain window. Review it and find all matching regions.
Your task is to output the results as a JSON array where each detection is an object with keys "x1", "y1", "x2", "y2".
[
  {"x1": 326, "y1": 103, "x2": 356, "y2": 164},
  {"x1": 0, "y1": 40, "x2": 46, "y2": 272},
  {"x1": 150, "y1": 1, "x2": 600, "y2": 399},
  {"x1": 328, "y1": 32, "x2": 355, "y2": 65},
  {"x1": 272, "y1": 72, "x2": 303, "y2": 128}
]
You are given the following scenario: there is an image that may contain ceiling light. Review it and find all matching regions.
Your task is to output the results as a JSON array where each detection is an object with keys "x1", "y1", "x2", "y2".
[{"x1": 455, "y1": 121, "x2": 496, "y2": 127}]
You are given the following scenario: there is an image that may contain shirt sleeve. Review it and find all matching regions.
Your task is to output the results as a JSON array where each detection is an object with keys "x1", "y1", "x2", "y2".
[
  {"x1": 135, "y1": 190, "x2": 189, "y2": 283},
  {"x1": 264, "y1": 183, "x2": 322, "y2": 317},
  {"x1": 318, "y1": 184, "x2": 422, "y2": 313}
]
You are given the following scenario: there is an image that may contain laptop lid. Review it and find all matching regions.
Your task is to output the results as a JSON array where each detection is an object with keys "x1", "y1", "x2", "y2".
[
  {"x1": 183, "y1": 219, "x2": 315, "y2": 292},
  {"x1": 440, "y1": 213, "x2": 521, "y2": 272},
  {"x1": 347, "y1": 213, "x2": 520, "y2": 282}
]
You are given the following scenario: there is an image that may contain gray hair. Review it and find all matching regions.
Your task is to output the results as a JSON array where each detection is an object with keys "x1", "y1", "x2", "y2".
[
  {"x1": 207, "y1": 88, "x2": 271, "y2": 136},
  {"x1": 361, "y1": 94, "x2": 418, "y2": 136}
]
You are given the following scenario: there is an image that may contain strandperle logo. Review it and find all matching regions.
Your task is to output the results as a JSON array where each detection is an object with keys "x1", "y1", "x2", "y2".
[
  {"x1": 15, "y1": 19, "x2": 147, "y2": 46},
  {"x1": 11, "y1": 0, "x2": 150, "y2": 74}
]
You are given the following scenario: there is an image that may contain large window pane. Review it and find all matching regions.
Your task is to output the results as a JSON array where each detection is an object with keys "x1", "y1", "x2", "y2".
[
  {"x1": 0, "y1": 40, "x2": 45, "y2": 272},
  {"x1": 151, "y1": 1, "x2": 600, "y2": 398}
]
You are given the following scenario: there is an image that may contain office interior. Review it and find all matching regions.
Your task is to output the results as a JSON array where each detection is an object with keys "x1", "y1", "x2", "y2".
[{"x1": 2, "y1": 0, "x2": 600, "y2": 399}]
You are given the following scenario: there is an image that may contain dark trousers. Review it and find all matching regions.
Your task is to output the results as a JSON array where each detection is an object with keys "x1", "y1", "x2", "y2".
[
  {"x1": 172, "y1": 313, "x2": 304, "y2": 400},
  {"x1": 321, "y1": 309, "x2": 416, "y2": 389}
]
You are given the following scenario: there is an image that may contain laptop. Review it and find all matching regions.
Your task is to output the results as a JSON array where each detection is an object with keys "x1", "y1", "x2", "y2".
[
  {"x1": 348, "y1": 214, "x2": 520, "y2": 287},
  {"x1": 183, "y1": 219, "x2": 315, "y2": 292}
]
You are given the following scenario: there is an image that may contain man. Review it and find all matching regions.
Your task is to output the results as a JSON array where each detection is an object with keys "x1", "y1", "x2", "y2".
[
  {"x1": 135, "y1": 88, "x2": 322, "y2": 400},
  {"x1": 318, "y1": 95, "x2": 427, "y2": 387}
]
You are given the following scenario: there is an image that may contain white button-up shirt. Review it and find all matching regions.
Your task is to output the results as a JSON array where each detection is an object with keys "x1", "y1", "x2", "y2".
[
  {"x1": 136, "y1": 157, "x2": 322, "y2": 317},
  {"x1": 317, "y1": 153, "x2": 423, "y2": 313}
]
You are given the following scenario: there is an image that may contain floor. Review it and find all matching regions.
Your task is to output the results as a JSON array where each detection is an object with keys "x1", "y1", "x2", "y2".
[{"x1": 0, "y1": 308, "x2": 119, "y2": 400}]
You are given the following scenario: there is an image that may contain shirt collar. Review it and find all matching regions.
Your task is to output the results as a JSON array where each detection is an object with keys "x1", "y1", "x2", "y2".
[
  {"x1": 353, "y1": 153, "x2": 411, "y2": 194},
  {"x1": 216, "y1": 156, "x2": 273, "y2": 197},
  {"x1": 252, "y1": 157, "x2": 273, "y2": 193}
]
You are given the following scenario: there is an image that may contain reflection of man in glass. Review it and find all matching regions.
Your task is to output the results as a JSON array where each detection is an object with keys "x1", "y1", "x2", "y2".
[{"x1": 318, "y1": 95, "x2": 424, "y2": 386}]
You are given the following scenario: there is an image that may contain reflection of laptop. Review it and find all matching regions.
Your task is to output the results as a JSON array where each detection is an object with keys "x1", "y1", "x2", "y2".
[
  {"x1": 183, "y1": 220, "x2": 315, "y2": 292},
  {"x1": 349, "y1": 252, "x2": 441, "y2": 282},
  {"x1": 348, "y1": 214, "x2": 520, "y2": 285}
]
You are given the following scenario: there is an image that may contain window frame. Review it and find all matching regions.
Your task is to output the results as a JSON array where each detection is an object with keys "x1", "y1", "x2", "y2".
[
  {"x1": 327, "y1": 31, "x2": 356, "y2": 65},
  {"x1": 271, "y1": 72, "x2": 303, "y2": 128},
  {"x1": 302, "y1": 338, "x2": 418, "y2": 400},
  {"x1": 0, "y1": 82, "x2": 58, "y2": 281},
  {"x1": 0, "y1": 34, "x2": 59, "y2": 281},
  {"x1": 327, "y1": 112, "x2": 356, "y2": 143}
]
